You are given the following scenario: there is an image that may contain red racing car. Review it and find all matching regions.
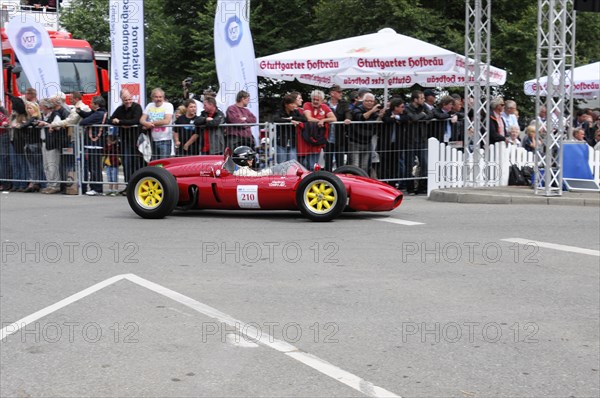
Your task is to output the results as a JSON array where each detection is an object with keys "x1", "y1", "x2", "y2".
[{"x1": 127, "y1": 150, "x2": 403, "y2": 222}]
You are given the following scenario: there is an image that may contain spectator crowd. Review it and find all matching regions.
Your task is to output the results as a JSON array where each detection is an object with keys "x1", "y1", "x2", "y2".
[
  {"x1": 0, "y1": 82, "x2": 599, "y2": 196},
  {"x1": 19, "y1": 0, "x2": 62, "y2": 11}
]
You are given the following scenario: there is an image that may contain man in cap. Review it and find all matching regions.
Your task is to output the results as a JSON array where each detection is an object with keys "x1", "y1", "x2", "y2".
[
  {"x1": 53, "y1": 91, "x2": 71, "y2": 114},
  {"x1": 35, "y1": 98, "x2": 65, "y2": 194},
  {"x1": 47, "y1": 91, "x2": 91, "y2": 193},
  {"x1": 49, "y1": 91, "x2": 90, "y2": 129},
  {"x1": 423, "y1": 89, "x2": 437, "y2": 111},
  {"x1": 356, "y1": 87, "x2": 371, "y2": 107}
]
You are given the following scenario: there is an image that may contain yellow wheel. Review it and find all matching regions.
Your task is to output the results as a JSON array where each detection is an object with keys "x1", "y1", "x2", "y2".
[
  {"x1": 127, "y1": 167, "x2": 179, "y2": 219},
  {"x1": 135, "y1": 177, "x2": 164, "y2": 209},
  {"x1": 304, "y1": 180, "x2": 338, "y2": 214},
  {"x1": 296, "y1": 172, "x2": 347, "y2": 222}
]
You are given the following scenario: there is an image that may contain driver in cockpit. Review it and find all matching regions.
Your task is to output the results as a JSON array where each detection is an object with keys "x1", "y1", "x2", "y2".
[{"x1": 232, "y1": 146, "x2": 274, "y2": 177}]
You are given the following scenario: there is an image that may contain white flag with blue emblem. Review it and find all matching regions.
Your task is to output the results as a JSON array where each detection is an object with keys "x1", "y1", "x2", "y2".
[
  {"x1": 6, "y1": 14, "x2": 61, "y2": 99},
  {"x1": 214, "y1": 0, "x2": 259, "y2": 145}
]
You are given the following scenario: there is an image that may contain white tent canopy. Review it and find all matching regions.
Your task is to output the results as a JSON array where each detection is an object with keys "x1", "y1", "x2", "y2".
[
  {"x1": 256, "y1": 28, "x2": 506, "y2": 89},
  {"x1": 523, "y1": 62, "x2": 600, "y2": 98}
]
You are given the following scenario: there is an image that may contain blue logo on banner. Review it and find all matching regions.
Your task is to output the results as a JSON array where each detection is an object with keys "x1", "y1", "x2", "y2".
[
  {"x1": 225, "y1": 16, "x2": 243, "y2": 47},
  {"x1": 16, "y1": 27, "x2": 42, "y2": 54}
]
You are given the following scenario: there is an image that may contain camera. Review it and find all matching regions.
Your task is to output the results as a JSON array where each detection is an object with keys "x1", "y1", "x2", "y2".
[{"x1": 183, "y1": 77, "x2": 193, "y2": 88}]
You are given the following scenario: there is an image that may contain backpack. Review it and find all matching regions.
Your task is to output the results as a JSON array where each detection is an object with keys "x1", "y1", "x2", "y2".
[
  {"x1": 521, "y1": 165, "x2": 534, "y2": 184},
  {"x1": 509, "y1": 164, "x2": 527, "y2": 186},
  {"x1": 300, "y1": 121, "x2": 328, "y2": 146}
]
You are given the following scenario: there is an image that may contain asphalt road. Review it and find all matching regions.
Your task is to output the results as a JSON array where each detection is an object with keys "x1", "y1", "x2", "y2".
[{"x1": 1, "y1": 192, "x2": 599, "y2": 397}]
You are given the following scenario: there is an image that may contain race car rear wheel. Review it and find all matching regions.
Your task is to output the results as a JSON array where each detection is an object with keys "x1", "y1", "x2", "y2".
[
  {"x1": 127, "y1": 167, "x2": 179, "y2": 219},
  {"x1": 333, "y1": 165, "x2": 369, "y2": 178},
  {"x1": 296, "y1": 172, "x2": 347, "y2": 222}
]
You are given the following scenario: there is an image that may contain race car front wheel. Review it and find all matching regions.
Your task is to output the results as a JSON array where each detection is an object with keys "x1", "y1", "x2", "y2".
[
  {"x1": 127, "y1": 167, "x2": 179, "y2": 219},
  {"x1": 296, "y1": 172, "x2": 347, "y2": 222}
]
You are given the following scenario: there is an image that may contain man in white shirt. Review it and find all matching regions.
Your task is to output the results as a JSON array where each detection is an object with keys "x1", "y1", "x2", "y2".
[
  {"x1": 501, "y1": 100, "x2": 519, "y2": 131},
  {"x1": 140, "y1": 88, "x2": 174, "y2": 160}
]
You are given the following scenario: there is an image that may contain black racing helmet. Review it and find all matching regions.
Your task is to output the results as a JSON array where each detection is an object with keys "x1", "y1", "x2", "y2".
[{"x1": 232, "y1": 146, "x2": 256, "y2": 167}]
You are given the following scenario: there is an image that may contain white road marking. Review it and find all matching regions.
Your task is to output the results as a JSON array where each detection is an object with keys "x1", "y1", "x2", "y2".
[
  {"x1": 502, "y1": 238, "x2": 600, "y2": 257},
  {"x1": 1, "y1": 273, "x2": 400, "y2": 398},
  {"x1": 225, "y1": 333, "x2": 259, "y2": 348},
  {"x1": 0, "y1": 274, "x2": 127, "y2": 341},
  {"x1": 375, "y1": 218, "x2": 424, "y2": 226},
  {"x1": 123, "y1": 274, "x2": 400, "y2": 397},
  {"x1": 287, "y1": 351, "x2": 398, "y2": 397}
]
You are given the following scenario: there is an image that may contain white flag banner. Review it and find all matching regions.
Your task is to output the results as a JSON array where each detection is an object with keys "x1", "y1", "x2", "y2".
[
  {"x1": 109, "y1": 0, "x2": 145, "y2": 113},
  {"x1": 214, "y1": 0, "x2": 259, "y2": 144},
  {"x1": 6, "y1": 14, "x2": 60, "y2": 99}
]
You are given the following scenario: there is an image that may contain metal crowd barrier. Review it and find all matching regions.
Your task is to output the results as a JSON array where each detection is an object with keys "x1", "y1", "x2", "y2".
[
  {"x1": 0, "y1": 122, "x2": 269, "y2": 195},
  {"x1": 268, "y1": 118, "x2": 453, "y2": 190},
  {"x1": 0, "y1": 120, "x2": 453, "y2": 195},
  {"x1": 0, "y1": 124, "x2": 76, "y2": 193}
]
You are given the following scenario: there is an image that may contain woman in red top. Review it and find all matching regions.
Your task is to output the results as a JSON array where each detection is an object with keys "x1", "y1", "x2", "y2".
[{"x1": 299, "y1": 90, "x2": 336, "y2": 170}]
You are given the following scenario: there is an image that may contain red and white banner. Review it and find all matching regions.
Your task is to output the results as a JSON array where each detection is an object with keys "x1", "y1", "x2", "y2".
[
  {"x1": 109, "y1": 0, "x2": 145, "y2": 113},
  {"x1": 258, "y1": 56, "x2": 454, "y2": 75},
  {"x1": 278, "y1": 71, "x2": 504, "y2": 89},
  {"x1": 523, "y1": 62, "x2": 600, "y2": 98},
  {"x1": 256, "y1": 28, "x2": 507, "y2": 89}
]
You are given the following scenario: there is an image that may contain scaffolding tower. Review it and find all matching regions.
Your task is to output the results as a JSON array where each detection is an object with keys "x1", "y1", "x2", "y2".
[
  {"x1": 534, "y1": 0, "x2": 576, "y2": 196},
  {"x1": 464, "y1": 0, "x2": 492, "y2": 186}
]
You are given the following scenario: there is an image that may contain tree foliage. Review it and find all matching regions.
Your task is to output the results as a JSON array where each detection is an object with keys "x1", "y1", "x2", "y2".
[
  {"x1": 60, "y1": 0, "x2": 110, "y2": 52},
  {"x1": 59, "y1": 0, "x2": 600, "y2": 117},
  {"x1": 190, "y1": 0, "x2": 218, "y2": 94}
]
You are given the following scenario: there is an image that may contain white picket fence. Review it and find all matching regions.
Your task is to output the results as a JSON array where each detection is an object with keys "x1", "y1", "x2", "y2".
[
  {"x1": 590, "y1": 147, "x2": 600, "y2": 185},
  {"x1": 427, "y1": 138, "x2": 600, "y2": 196}
]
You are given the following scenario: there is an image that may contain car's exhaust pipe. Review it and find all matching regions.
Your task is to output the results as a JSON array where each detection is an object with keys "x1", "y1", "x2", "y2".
[{"x1": 178, "y1": 185, "x2": 198, "y2": 211}]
